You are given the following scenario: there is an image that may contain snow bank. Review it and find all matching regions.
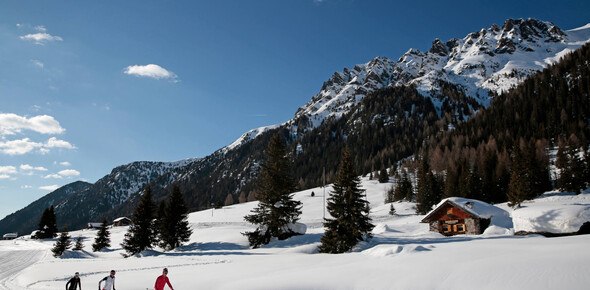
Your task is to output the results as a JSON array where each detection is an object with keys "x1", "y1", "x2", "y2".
[{"x1": 511, "y1": 192, "x2": 590, "y2": 233}]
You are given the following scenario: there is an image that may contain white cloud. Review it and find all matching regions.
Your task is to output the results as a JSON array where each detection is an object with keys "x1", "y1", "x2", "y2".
[
  {"x1": 0, "y1": 138, "x2": 41, "y2": 155},
  {"x1": 31, "y1": 59, "x2": 44, "y2": 69},
  {"x1": 0, "y1": 174, "x2": 11, "y2": 179},
  {"x1": 59, "y1": 161, "x2": 71, "y2": 166},
  {"x1": 20, "y1": 33, "x2": 63, "y2": 45},
  {"x1": 34, "y1": 25, "x2": 47, "y2": 32},
  {"x1": 123, "y1": 64, "x2": 178, "y2": 81},
  {"x1": 58, "y1": 169, "x2": 80, "y2": 177},
  {"x1": 0, "y1": 113, "x2": 65, "y2": 136},
  {"x1": 0, "y1": 166, "x2": 17, "y2": 174},
  {"x1": 21, "y1": 185, "x2": 33, "y2": 189},
  {"x1": 0, "y1": 137, "x2": 76, "y2": 156},
  {"x1": 39, "y1": 185, "x2": 59, "y2": 191},
  {"x1": 45, "y1": 137, "x2": 76, "y2": 149},
  {"x1": 20, "y1": 164, "x2": 48, "y2": 171},
  {"x1": 44, "y1": 174, "x2": 62, "y2": 179},
  {"x1": 16, "y1": 23, "x2": 22, "y2": 28}
]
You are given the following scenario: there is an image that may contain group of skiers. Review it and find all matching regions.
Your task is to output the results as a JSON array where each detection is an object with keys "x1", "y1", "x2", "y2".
[{"x1": 66, "y1": 268, "x2": 174, "y2": 290}]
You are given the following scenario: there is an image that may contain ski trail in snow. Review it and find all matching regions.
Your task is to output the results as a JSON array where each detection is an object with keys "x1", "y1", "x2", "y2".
[{"x1": 0, "y1": 249, "x2": 46, "y2": 290}]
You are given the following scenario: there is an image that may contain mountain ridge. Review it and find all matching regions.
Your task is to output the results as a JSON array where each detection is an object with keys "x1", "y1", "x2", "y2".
[{"x1": 2, "y1": 18, "x2": 589, "y2": 232}]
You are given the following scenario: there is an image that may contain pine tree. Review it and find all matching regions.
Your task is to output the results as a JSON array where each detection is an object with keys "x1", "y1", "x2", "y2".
[
  {"x1": 36, "y1": 206, "x2": 58, "y2": 239},
  {"x1": 159, "y1": 184, "x2": 193, "y2": 251},
  {"x1": 393, "y1": 170, "x2": 413, "y2": 201},
  {"x1": 121, "y1": 185, "x2": 157, "y2": 257},
  {"x1": 92, "y1": 217, "x2": 111, "y2": 252},
  {"x1": 244, "y1": 133, "x2": 302, "y2": 248},
  {"x1": 389, "y1": 203, "x2": 396, "y2": 216},
  {"x1": 378, "y1": 168, "x2": 389, "y2": 183},
  {"x1": 507, "y1": 146, "x2": 531, "y2": 208},
  {"x1": 73, "y1": 236, "x2": 84, "y2": 251},
  {"x1": 556, "y1": 137, "x2": 586, "y2": 194},
  {"x1": 51, "y1": 227, "x2": 72, "y2": 257},
  {"x1": 415, "y1": 156, "x2": 442, "y2": 214},
  {"x1": 319, "y1": 149, "x2": 374, "y2": 254}
]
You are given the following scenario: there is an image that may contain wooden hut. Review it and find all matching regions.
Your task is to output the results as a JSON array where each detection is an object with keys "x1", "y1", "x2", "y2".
[
  {"x1": 113, "y1": 217, "x2": 132, "y2": 227},
  {"x1": 421, "y1": 198, "x2": 493, "y2": 236}
]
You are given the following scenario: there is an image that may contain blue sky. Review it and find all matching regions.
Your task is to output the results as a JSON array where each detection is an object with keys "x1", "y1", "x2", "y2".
[{"x1": 0, "y1": 0, "x2": 589, "y2": 220}]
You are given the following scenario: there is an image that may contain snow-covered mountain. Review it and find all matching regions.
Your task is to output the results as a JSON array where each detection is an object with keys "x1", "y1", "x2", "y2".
[
  {"x1": 3, "y1": 18, "x2": 590, "y2": 233},
  {"x1": 42, "y1": 160, "x2": 196, "y2": 230},
  {"x1": 227, "y1": 18, "x2": 590, "y2": 151}
]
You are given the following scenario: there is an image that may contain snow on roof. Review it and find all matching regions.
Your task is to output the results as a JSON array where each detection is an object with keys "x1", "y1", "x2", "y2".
[
  {"x1": 423, "y1": 197, "x2": 513, "y2": 229},
  {"x1": 113, "y1": 217, "x2": 131, "y2": 222}
]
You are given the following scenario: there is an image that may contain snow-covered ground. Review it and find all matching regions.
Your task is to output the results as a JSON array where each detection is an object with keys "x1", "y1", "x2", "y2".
[{"x1": 2, "y1": 177, "x2": 589, "y2": 290}]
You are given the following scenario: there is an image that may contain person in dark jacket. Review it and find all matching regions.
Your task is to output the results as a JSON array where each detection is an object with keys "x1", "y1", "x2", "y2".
[{"x1": 66, "y1": 272, "x2": 82, "y2": 290}]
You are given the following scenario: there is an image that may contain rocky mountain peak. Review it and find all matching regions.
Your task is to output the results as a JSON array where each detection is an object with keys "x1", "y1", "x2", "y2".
[{"x1": 429, "y1": 38, "x2": 448, "y2": 56}]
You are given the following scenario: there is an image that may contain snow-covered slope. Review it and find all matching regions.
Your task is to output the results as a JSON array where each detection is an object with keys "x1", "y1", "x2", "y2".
[
  {"x1": 2, "y1": 177, "x2": 590, "y2": 289},
  {"x1": 226, "y1": 18, "x2": 590, "y2": 151}
]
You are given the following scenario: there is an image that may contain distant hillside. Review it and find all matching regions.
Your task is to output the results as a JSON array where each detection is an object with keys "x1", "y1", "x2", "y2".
[{"x1": 0, "y1": 181, "x2": 91, "y2": 235}]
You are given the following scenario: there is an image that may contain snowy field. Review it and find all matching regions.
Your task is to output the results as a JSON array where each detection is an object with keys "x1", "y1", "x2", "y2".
[{"x1": 1, "y1": 177, "x2": 590, "y2": 290}]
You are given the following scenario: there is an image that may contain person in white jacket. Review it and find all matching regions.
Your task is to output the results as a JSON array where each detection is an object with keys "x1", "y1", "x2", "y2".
[{"x1": 98, "y1": 270, "x2": 116, "y2": 290}]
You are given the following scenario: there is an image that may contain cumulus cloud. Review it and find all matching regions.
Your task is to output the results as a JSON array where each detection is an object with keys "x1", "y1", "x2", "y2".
[
  {"x1": 39, "y1": 185, "x2": 59, "y2": 191},
  {"x1": 44, "y1": 169, "x2": 80, "y2": 179},
  {"x1": 0, "y1": 113, "x2": 65, "y2": 136},
  {"x1": 21, "y1": 185, "x2": 33, "y2": 189},
  {"x1": 0, "y1": 166, "x2": 17, "y2": 174},
  {"x1": 58, "y1": 169, "x2": 80, "y2": 177},
  {"x1": 20, "y1": 164, "x2": 48, "y2": 171},
  {"x1": 59, "y1": 161, "x2": 71, "y2": 166},
  {"x1": 123, "y1": 64, "x2": 178, "y2": 81},
  {"x1": 44, "y1": 174, "x2": 62, "y2": 179},
  {"x1": 0, "y1": 138, "x2": 41, "y2": 155},
  {"x1": 45, "y1": 137, "x2": 76, "y2": 149},
  {"x1": 0, "y1": 174, "x2": 11, "y2": 179},
  {"x1": 34, "y1": 25, "x2": 47, "y2": 32},
  {"x1": 0, "y1": 137, "x2": 76, "y2": 155}
]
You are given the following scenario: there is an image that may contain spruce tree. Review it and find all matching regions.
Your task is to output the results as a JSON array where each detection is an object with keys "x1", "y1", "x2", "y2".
[
  {"x1": 378, "y1": 168, "x2": 389, "y2": 183},
  {"x1": 73, "y1": 236, "x2": 84, "y2": 251},
  {"x1": 36, "y1": 206, "x2": 58, "y2": 239},
  {"x1": 556, "y1": 137, "x2": 585, "y2": 194},
  {"x1": 415, "y1": 156, "x2": 442, "y2": 214},
  {"x1": 507, "y1": 146, "x2": 531, "y2": 208},
  {"x1": 51, "y1": 228, "x2": 72, "y2": 257},
  {"x1": 92, "y1": 217, "x2": 111, "y2": 252},
  {"x1": 389, "y1": 203, "x2": 396, "y2": 216},
  {"x1": 319, "y1": 149, "x2": 374, "y2": 254},
  {"x1": 244, "y1": 133, "x2": 302, "y2": 248},
  {"x1": 393, "y1": 170, "x2": 413, "y2": 201},
  {"x1": 159, "y1": 184, "x2": 193, "y2": 251},
  {"x1": 121, "y1": 185, "x2": 157, "y2": 256}
]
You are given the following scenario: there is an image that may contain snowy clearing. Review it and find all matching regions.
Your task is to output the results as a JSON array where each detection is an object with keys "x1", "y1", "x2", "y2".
[{"x1": 1, "y1": 177, "x2": 589, "y2": 290}]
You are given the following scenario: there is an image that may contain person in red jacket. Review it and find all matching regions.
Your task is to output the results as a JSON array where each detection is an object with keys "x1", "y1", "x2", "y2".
[{"x1": 154, "y1": 268, "x2": 174, "y2": 290}]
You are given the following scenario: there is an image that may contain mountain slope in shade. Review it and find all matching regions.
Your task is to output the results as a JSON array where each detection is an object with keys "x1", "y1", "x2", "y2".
[{"x1": 0, "y1": 181, "x2": 91, "y2": 235}]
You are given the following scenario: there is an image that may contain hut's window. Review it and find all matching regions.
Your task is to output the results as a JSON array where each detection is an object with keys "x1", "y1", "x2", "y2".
[
  {"x1": 446, "y1": 208, "x2": 453, "y2": 215},
  {"x1": 442, "y1": 225, "x2": 451, "y2": 233},
  {"x1": 455, "y1": 224, "x2": 465, "y2": 232}
]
